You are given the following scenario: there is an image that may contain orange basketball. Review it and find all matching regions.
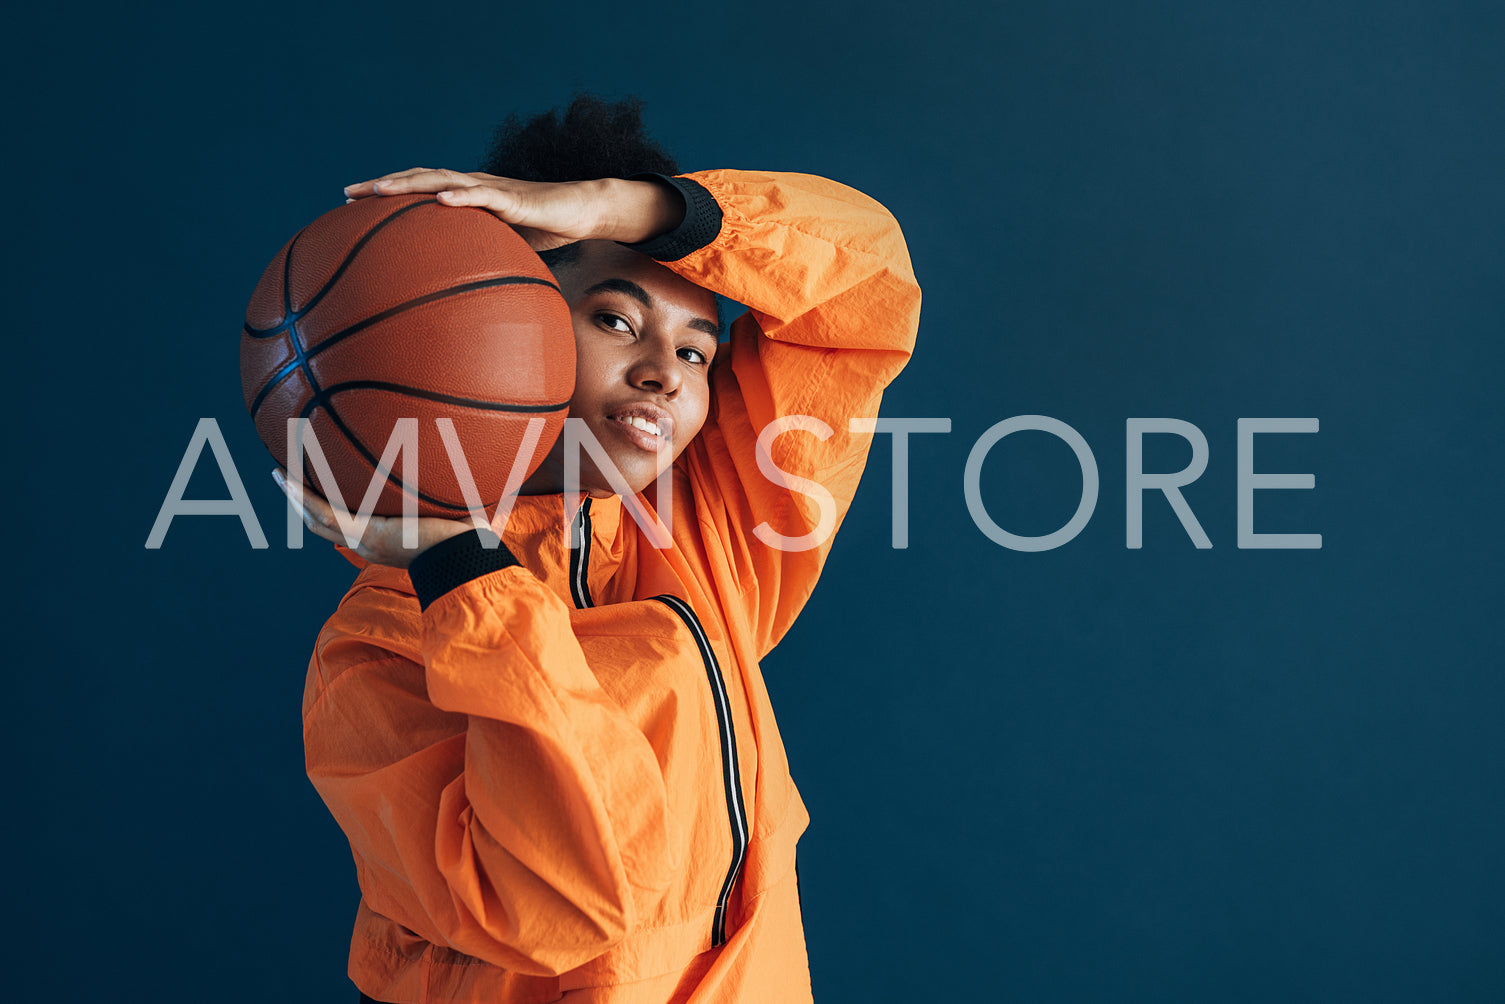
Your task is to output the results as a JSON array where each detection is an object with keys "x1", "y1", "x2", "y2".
[{"x1": 241, "y1": 194, "x2": 574, "y2": 519}]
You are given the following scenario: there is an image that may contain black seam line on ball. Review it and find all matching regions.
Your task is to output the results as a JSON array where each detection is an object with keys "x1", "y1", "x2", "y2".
[
  {"x1": 244, "y1": 198, "x2": 435, "y2": 337},
  {"x1": 300, "y1": 380, "x2": 571, "y2": 415},
  {"x1": 245, "y1": 195, "x2": 559, "y2": 341},
  {"x1": 282, "y1": 229, "x2": 322, "y2": 403},
  {"x1": 246, "y1": 273, "x2": 563, "y2": 419},
  {"x1": 279, "y1": 227, "x2": 303, "y2": 327},
  {"x1": 249, "y1": 229, "x2": 331, "y2": 418},
  {"x1": 306, "y1": 401, "x2": 494, "y2": 515}
]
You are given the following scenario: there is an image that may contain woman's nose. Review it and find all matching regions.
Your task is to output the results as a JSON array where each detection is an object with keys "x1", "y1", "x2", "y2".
[{"x1": 628, "y1": 339, "x2": 682, "y2": 395}]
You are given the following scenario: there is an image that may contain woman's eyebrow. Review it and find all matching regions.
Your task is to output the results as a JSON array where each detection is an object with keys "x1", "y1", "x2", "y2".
[
  {"x1": 583, "y1": 277, "x2": 653, "y2": 306},
  {"x1": 584, "y1": 277, "x2": 718, "y2": 337}
]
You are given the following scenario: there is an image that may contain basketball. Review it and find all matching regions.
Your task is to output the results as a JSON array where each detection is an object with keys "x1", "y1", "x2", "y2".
[{"x1": 241, "y1": 194, "x2": 574, "y2": 519}]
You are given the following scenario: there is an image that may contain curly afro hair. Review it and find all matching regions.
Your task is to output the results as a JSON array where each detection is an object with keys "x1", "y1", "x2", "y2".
[{"x1": 478, "y1": 93, "x2": 679, "y2": 183}]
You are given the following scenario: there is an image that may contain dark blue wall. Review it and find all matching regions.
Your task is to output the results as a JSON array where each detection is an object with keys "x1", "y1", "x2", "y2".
[{"x1": 14, "y1": 1, "x2": 1502, "y2": 1000}]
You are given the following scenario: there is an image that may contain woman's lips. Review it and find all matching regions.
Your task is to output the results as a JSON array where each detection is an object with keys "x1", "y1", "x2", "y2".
[{"x1": 605, "y1": 405, "x2": 674, "y2": 452}]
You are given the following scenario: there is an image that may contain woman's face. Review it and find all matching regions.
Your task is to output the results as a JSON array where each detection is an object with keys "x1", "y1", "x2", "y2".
[{"x1": 523, "y1": 241, "x2": 721, "y2": 497}]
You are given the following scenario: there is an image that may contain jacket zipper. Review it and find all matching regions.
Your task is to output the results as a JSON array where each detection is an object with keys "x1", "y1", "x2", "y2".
[
  {"x1": 653, "y1": 594, "x2": 748, "y2": 948},
  {"x1": 573, "y1": 497, "x2": 747, "y2": 944},
  {"x1": 569, "y1": 496, "x2": 594, "y2": 609}
]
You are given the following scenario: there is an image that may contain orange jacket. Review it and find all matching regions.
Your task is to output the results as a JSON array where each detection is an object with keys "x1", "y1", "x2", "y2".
[{"x1": 303, "y1": 169, "x2": 922, "y2": 1002}]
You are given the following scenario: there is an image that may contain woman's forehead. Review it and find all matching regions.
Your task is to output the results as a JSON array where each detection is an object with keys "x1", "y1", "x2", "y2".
[{"x1": 563, "y1": 241, "x2": 718, "y2": 319}]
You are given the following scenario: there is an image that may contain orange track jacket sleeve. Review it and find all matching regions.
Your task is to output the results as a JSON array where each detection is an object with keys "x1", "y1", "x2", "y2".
[
  {"x1": 308, "y1": 563, "x2": 681, "y2": 977},
  {"x1": 666, "y1": 170, "x2": 923, "y2": 658}
]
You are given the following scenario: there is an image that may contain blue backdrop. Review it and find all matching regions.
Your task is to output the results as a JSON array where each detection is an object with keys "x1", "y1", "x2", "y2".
[{"x1": 13, "y1": 1, "x2": 1502, "y2": 1000}]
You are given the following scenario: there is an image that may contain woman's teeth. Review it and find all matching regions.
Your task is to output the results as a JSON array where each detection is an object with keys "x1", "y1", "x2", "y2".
[{"x1": 615, "y1": 415, "x2": 661, "y2": 436}]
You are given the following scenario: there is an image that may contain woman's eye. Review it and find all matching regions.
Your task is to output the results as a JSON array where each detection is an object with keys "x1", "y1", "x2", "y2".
[
  {"x1": 597, "y1": 313, "x2": 631, "y2": 333},
  {"x1": 680, "y1": 347, "x2": 709, "y2": 365}
]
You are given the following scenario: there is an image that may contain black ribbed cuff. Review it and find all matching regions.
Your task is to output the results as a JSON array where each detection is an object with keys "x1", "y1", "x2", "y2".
[
  {"x1": 621, "y1": 174, "x2": 723, "y2": 262},
  {"x1": 408, "y1": 529, "x2": 520, "y2": 611}
]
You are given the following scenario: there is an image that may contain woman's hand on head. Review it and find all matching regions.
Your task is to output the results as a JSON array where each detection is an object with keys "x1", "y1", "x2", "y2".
[
  {"x1": 273, "y1": 468, "x2": 477, "y2": 569},
  {"x1": 342, "y1": 168, "x2": 684, "y2": 250}
]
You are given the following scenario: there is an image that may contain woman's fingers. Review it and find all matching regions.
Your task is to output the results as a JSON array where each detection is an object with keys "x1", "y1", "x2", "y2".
[
  {"x1": 273, "y1": 468, "x2": 480, "y2": 567},
  {"x1": 347, "y1": 172, "x2": 530, "y2": 228},
  {"x1": 374, "y1": 169, "x2": 480, "y2": 195},
  {"x1": 342, "y1": 167, "x2": 424, "y2": 199},
  {"x1": 344, "y1": 167, "x2": 480, "y2": 199},
  {"x1": 340, "y1": 169, "x2": 613, "y2": 246},
  {"x1": 273, "y1": 468, "x2": 349, "y2": 547},
  {"x1": 434, "y1": 184, "x2": 523, "y2": 216}
]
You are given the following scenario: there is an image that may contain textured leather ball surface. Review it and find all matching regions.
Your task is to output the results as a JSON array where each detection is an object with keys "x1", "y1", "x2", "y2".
[{"x1": 241, "y1": 194, "x2": 574, "y2": 518}]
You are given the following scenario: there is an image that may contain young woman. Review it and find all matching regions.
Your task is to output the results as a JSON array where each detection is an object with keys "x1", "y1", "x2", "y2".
[{"x1": 283, "y1": 97, "x2": 922, "y2": 1003}]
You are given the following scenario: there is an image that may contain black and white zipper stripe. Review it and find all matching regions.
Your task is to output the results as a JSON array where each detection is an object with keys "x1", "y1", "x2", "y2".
[
  {"x1": 568, "y1": 501, "x2": 747, "y2": 945},
  {"x1": 569, "y1": 496, "x2": 595, "y2": 609},
  {"x1": 653, "y1": 593, "x2": 749, "y2": 947}
]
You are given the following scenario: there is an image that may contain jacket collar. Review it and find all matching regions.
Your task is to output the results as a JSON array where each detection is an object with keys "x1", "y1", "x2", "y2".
[
  {"x1": 499, "y1": 491, "x2": 623, "y2": 545},
  {"x1": 496, "y1": 492, "x2": 627, "y2": 607}
]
